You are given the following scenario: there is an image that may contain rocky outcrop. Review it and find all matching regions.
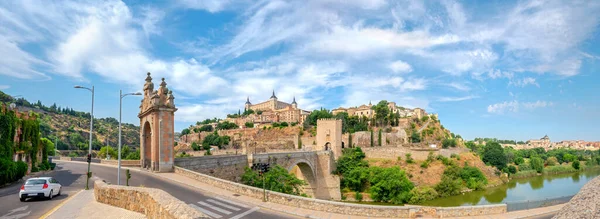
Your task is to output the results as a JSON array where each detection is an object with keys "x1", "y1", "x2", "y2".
[{"x1": 553, "y1": 176, "x2": 600, "y2": 219}]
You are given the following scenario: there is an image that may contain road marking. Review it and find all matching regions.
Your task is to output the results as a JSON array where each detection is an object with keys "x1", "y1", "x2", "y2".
[
  {"x1": 213, "y1": 196, "x2": 249, "y2": 208},
  {"x1": 206, "y1": 199, "x2": 241, "y2": 211},
  {"x1": 229, "y1": 207, "x2": 260, "y2": 219},
  {"x1": 38, "y1": 189, "x2": 84, "y2": 219},
  {"x1": 197, "y1": 201, "x2": 232, "y2": 215},
  {"x1": 188, "y1": 204, "x2": 221, "y2": 218},
  {"x1": 0, "y1": 205, "x2": 30, "y2": 219}
]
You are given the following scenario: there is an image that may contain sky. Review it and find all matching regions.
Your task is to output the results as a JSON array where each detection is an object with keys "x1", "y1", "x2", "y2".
[{"x1": 1, "y1": 0, "x2": 599, "y2": 141}]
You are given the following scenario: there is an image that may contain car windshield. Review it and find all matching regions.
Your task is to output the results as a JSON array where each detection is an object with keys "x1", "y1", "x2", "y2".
[{"x1": 26, "y1": 179, "x2": 46, "y2": 185}]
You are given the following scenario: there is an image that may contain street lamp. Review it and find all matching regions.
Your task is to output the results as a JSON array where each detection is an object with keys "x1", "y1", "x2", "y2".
[
  {"x1": 118, "y1": 90, "x2": 142, "y2": 185},
  {"x1": 74, "y1": 85, "x2": 94, "y2": 190}
]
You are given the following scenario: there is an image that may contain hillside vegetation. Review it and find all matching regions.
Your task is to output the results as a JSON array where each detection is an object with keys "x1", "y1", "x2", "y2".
[{"x1": 1, "y1": 91, "x2": 140, "y2": 151}]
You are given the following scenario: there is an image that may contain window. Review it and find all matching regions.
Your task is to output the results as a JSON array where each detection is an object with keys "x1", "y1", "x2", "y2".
[{"x1": 26, "y1": 179, "x2": 46, "y2": 185}]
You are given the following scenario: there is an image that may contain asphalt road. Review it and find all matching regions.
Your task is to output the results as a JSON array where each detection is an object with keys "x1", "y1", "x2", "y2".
[{"x1": 1, "y1": 161, "x2": 296, "y2": 219}]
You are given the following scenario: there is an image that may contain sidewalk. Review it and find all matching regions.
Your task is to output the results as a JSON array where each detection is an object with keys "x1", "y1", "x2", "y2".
[
  {"x1": 43, "y1": 189, "x2": 145, "y2": 219},
  {"x1": 152, "y1": 171, "x2": 563, "y2": 219}
]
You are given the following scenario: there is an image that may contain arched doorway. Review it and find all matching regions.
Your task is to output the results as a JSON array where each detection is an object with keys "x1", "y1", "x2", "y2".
[
  {"x1": 324, "y1": 142, "x2": 331, "y2": 151},
  {"x1": 142, "y1": 122, "x2": 152, "y2": 169},
  {"x1": 288, "y1": 161, "x2": 317, "y2": 198},
  {"x1": 341, "y1": 142, "x2": 345, "y2": 149}
]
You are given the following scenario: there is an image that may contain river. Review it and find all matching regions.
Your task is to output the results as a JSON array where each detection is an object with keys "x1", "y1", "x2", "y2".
[{"x1": 421, "y1": 168, "x2": 600, "y2": 207}]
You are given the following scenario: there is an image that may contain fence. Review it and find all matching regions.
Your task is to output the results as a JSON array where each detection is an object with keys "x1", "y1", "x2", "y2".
[{"x1": 505, "y1": 195, "x2": 573, "y2": 212}]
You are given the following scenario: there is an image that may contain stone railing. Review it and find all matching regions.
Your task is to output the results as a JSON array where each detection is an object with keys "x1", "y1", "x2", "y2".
[
  {"x1": 175, "y1": 166, "x2": 507, "y2": 218},
  {"x1": 94, "y1": 180, "x2": 208, "y2": 219},
  {"x1": 100, "y1": 159, "x2": 141, "y2": 167}
]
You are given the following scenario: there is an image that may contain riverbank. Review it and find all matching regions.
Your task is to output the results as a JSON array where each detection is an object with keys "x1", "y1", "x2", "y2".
[{"x1": 510, "y1": 164, "x2": 600, "y2": 179}]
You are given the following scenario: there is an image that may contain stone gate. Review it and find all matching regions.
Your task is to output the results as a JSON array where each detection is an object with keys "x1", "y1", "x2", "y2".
[{"x1": 139, "y1": 72, "x2": 177, "y2": 172}]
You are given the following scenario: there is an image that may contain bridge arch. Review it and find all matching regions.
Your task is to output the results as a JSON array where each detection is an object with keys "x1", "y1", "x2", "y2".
[{"x1": 287, "y1": 159, "x2": 317, "y2": 198}]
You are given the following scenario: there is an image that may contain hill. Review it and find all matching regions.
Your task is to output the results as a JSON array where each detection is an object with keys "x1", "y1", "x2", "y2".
[{"x1": 0, "y1": 91, "x2": 140, "y2": 151}]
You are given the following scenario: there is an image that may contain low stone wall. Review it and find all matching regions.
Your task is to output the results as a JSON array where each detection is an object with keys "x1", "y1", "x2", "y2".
[
  {"x1": 94, "y1": 180, "x2": 207, "y2": 219},
  {"x1": 362, "y1": 147, "x2": 468, "y2": 160},
  {"x1": 100, "y1": 160, "x2": 141, "y2": 167},
  {"x1": 60, "y1": 157, "x2": 72, "y2": 161},
  {"x1": 174, "y1": 155, "x2": 247, "y2": 182},
  {"x1": 175, "y1": 166, "x2": 507, "y2": 218}
]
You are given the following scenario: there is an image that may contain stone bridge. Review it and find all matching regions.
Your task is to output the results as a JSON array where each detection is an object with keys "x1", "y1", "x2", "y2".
[{"x1": 250, "y1": 151, "x2": 341, "y2": 200}]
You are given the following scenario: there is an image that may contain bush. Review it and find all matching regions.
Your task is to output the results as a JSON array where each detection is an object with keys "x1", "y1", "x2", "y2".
[
  {"x1": 459, "y1": 166, "x2": 487, "y2": 190},
  {"x1": 49, "y1": 163, "x2": 56, "y2": 170},
  {"x1": 191, "y1": 142, "x2": 201, "y2": 151},
  {"x1": 420, "y1": 161, "x2": 430, "y2": 168},
  {"x1": 68, "y1": 152, "x2": 78, "y2": 158},
  {"x1": 427, "y1": 152, "x2": 435, "y2": 162},
  {"x1": 124, "y1": 149, "x2": 140, "y2": 160},
  {"x1": 343, "y1": 167, "x2": 370, "y2": 192},
  {"x1": 408, "y1": 186, "x2": 438, "y2": 204},
  {"x1": 369, "y1": 167, "x2": 414, "y2": 204},
  {"x1": 546, "y1": 156, "x2": 558, "y2": 166},
  {"x1": 397, "y1": 156, "x2": 402, "y2": 162},
  {"x1": 241, "y1": 165, "x2": 306, "y2": 195},
  {"x1": 405, "y1": 153, "x2": 414, "y2": 164},
  {"x1": 442, "y1": 139, "x2": 457, "y2": 148},
  {"x1": 482, "y1": 142, "x2": 508, "y2": 170},
  {"x1": 31, "y1": 165, "x2": 39, "y2": 173},
  {"x1": 98, "y1": 146, "x2": 118, "y2": 159},
  {"x1": 512, "y1": 170, "x2": 537, "y2": 178},
  {"x1": 410, "y1": 132, "x2": 421, "y2": 143},
  {"x1": 572, "y1": 160, "x2": 580, "y2": 170},
  {"x1": 514, "y1": 157, "x2": 524, "y2": 165},
  {"x1": 507, "y1": 165, "x2": 517, "y2": 174},
  {"x1": 530, "y1": 157, "x2": 544, "y2": 173},
  {"x1": 176, "y1": 151, "x2": 191, "y2": 158},
  {"x1": 355, "y1": 192, "x2": 363, "y2": 202},
  {"x1": 244, "y1": 122, "x2": 254, "y2": 128},
  {"x1": 435, "y1": 176, "x2": 462, "y2": 197}
]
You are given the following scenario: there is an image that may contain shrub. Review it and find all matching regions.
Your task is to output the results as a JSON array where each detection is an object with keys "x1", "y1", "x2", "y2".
[
  {"x1": 343, "y1": 167, "x2": 370, "y2": 192},
  {"x1": 355, "y1": 192, "x2": 363, "y2": 202},
  {"x1": 241, "y1": 165, "x2": 306, "y2": 195},
  {"x1": 514, "y1": 157, "x2": 525, "y2": 165},
  {"x1": 442, "y1": 139, "x2": 457, "y2": 148},
  {"x1": 427, "y1": 152, "x2": 435, "y2": 162},
  {"x1": 397, "y1": 156, "x2": 402, "y2": 162},
  {"x1": 31, "y1": 165, "x2": 39, "y2": 173},
  {"x1": 572, "y1": 160, "x2": 580, "y2": 170},
  {"x1": 512, "y1": 170, "x2": 538, "y2": 178},
  {"x1": 507, "y1": 165, "x2": 517, "y2": 174},
  {"x1": 482, "y1": 142, "x2": 508, "y2": 170},
  {"x1": 530, "y1": 157, "x2": 544, "y2": 173},
  {"x1": 435, "y1": 176, "x2": 462, "y2": 197},
  {"x1": 49, "y1": 162, "x2": 56, "y2": 170},
  {"x1": 408, "y1": 186, "x2": 439, "y2": 204},
  {"x1": 369, "y1": 167, "x2": 414, "y2": 204},
  {"x1": 68, "y1": 152, "x2": 78, "y2": 158},
  {"x1": 546, "y1": 156, "x2": 558, "y2": 166},
  {"x1": 244, "y1": 122, "x2": 254, "y2": 128},
  {"x1": 191, "y1": 142, "x2": 201, "y2": 151},
  {"x1": 459, "y1": 166, "x2": 487, "y2": 190},
  {"x1": 405, "y1": 153, "x2": 414, "y2": 164},
  {"x1": 420, "y1": 161, "x2": 430, "y2": 169}
]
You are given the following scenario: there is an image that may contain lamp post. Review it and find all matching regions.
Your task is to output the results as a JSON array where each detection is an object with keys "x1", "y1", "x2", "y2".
[
  {"x1": 118, "y1": 90, "x2": 142, "y2": 185},
  {"x1": 74, "y1": 85, "x2": 94, "y2": 190}
]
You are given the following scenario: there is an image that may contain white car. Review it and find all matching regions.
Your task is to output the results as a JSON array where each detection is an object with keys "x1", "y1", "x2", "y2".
[{"x1": 19, "y1": 177, "x2": 62, "y2": 202}]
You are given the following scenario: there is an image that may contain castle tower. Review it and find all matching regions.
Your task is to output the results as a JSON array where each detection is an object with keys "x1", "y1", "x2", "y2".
[
  {"x1": 291, "y1": 96, "x2": 297, "y2": 109},
  {"x1": 138, "y1": 72, "x2": 177, "y2": 172},
  {"x1": 245, "y1": 96, "x2": 251, "y2": 110},
  {"x1": 270, "y1": 90, "x2": 277, "y2": 100},
  {"x1": 316, "y1": 119, "x2": 342, "y2": 160}
]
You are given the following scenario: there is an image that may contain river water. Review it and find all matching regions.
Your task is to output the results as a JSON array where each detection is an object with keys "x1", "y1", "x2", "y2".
[{"x1": 420, "y1": 168, "x2": 600, "y2": 207}]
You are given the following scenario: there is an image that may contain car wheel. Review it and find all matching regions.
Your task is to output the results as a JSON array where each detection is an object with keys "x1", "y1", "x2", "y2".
[
  {"x1": 20, "y1": 197, "x2": 26, "y2": 202},
  {"x1": 48, "y1": 190, "x2": 53, "y2": 200}
]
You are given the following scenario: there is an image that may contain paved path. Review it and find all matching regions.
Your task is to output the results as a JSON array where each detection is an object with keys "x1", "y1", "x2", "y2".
[
  {"x1": 54, "y1": 161, "x2": 292, "y2": 219},
  {"x1": 0, "y1": 165, "x2": 89, "y2": 219},
  {"x1": 45, "y1": 189, "x2": 145, "y2": 219},
  {"x1": 417, "y1": 120, "x2": 431, "y2": 133}
]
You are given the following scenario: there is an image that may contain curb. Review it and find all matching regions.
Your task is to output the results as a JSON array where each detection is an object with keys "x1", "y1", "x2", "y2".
[{"x1": 38, "y1": 189, "x2": 84, "y2": 219}]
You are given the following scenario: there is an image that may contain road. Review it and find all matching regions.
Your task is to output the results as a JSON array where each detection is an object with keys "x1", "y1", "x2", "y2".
[{"x1": 0, "y1": 161, "x2": 295, "y2": 219}]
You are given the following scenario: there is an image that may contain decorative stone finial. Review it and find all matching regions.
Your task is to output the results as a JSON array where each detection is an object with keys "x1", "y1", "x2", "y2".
[{"x1": 145, "y1": 72, "x2": 152, "y2": 82}]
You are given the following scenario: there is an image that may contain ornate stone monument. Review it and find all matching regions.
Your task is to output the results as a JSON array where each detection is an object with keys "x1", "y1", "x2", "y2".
[{"x1": 138, "y1": 72, "x2": 177, "y2": 172}]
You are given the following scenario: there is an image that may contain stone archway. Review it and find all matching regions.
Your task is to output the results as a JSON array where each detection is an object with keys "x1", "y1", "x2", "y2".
[
  {"x1": 142, "y1": 121, "x2": 152, "y2": 169},
  {"x1": 324, "y1": 142, "x2": 330, "y2": 151},
  {"x1": 288, "y1": 160, "x2": 317, "y2": 198}
]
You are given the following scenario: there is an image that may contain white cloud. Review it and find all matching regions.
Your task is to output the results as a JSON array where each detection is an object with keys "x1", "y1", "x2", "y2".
[
  {"x1": 446, "y1": 82, "x2": 470, "y2": 91},
  {"x1": 438, "y1": 95, "x2": 478, "y2": 102},
  {"x1": 388, "y1": 60, "x2": 412, "y2": 74},
  {"x1": 487, "y1": 100, "x2": 553, "y2": 114},
  {"x1": 509, "y1": 77, "x2": 539, "y2": 87},
  {"x1": 0, "y1": 85, "x2": 10, "y2": 90},
  {"x1": 176, "y1": 0, "x2": 242, "y2": 13}
]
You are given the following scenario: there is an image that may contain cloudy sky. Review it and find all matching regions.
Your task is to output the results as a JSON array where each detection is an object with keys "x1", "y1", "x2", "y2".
[{"x1": 1, "y1": 0, "x2": 599, "y2": 141}]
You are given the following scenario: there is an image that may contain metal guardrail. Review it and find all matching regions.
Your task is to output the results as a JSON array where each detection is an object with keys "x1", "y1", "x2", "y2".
[{"x1": 505, "y1": 195, "x2": 573, "y2": 212}]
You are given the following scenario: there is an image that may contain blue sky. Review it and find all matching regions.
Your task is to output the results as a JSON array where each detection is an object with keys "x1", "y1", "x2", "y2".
[{"x1": 1, "y1": 0, "x2": 599, "y2": 141}]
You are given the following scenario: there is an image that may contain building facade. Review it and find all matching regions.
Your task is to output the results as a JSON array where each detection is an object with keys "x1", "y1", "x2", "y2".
[
  {"x1": 332, "y1": 100, "x2": 427, "y2": 119},
  {"x1": 230, "y1": 91, "x2": 310, "y2": 126}
]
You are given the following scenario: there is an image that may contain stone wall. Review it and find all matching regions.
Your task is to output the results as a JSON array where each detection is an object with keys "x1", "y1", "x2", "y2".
[
  {"x1": 94, "y1": 180, "x2": 208, "y2": 219},
  {"x1": 100, "y1": 160, "x2": 141, "y2": 167},
  {"x1": 554, "y1": 176, "x2": 600, "y2": 218},
  {"x1": 344, "y1": 128, "x2": 407, "y2": 148},
  {"x1": 174, "y1": 155, "x2": 247, "y2": 182},
  {"x1": 361, "y1": 147, "x2": 468, "y2": 160},
  {"x1": 175, "y1": 166, "x2": 506, "y2": 218}
]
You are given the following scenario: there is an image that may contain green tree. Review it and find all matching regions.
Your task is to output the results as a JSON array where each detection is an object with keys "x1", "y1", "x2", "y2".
[
  {"x1": 514, "y1": 157, "x2": 525, "y2": 165},
  {"x1": 410, "y1": 132, "x2": 421, "y2": 143},
  {"x1": 507, "y1": 165, "x2": 517, "y2": 174},
  {"x1": 408, "y1": 186, "x2": 439, "y2": 204},
  {"x1": 191, "y1": 142, "x2": 201, "y2": 151},
  {"x1": 442, "y1": 139, "x2": 457, "y2": 148},
  {"x1": 482, "y1": 142, "x2": 508, "y2": 170},
  {"x1": 241, "y1": 165, "x2": 306, "y2": 195},
  {"x1": 369, "y1": 167, "x2": 414, "y2": 204},
  {"x1": 370, "y1": 130, "x2": 374, "y2": 147},
  {"x1": 545, "y1": 156, "x2": 558, "y2": 166},
  {"x1": 372, "y1": 101, "x2": 390, "y2": 126},
  {"x1": 98, "y1": 146, "x2": 118, "y2": 159},
  {"x1": 181, "y1": 128, "x2": 191, "y2": 135},
  {"x1": 348, "y1": 132, "x2": 352, "y2": 148},
  {"x1": 199, "y1": 125, "x2": 213, "y2": 132},
  {"x1": 41, "y1": 137, "x2": 55, "y2": 156},
  {"x1": 335, "y1": 147, "x2": 368, "y2": 175},
  {"x1": 343, "y1": 167, "x2": 370, "y2": 192},
  {"x1": 530, "y1": 157, "x2": 544, "y2": 173},
  {"x1": 572, "y1": 160, "x2": 580, "y2": 170},
  {"x1": 125, "y1": 149, "x2": 140, "y2": 160},
  {"x1": 244, "y1": 122, "x2": 254, "y2": 128}
]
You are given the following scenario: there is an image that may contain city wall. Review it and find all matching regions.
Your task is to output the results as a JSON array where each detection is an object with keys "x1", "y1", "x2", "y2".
[
  {"x1": 361, "y1": 147, "x2": 469, "y2": 160},
  {"x1": 94, "y1": 180, "x2": 208, "y2": 219},
  {"x1": 174, "y1": 155, "x2": 247, "y2": 182}
]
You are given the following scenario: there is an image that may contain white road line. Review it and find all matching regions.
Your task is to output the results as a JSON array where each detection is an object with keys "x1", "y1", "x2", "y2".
[
  {"x1": 213, "y1": 196, "x2": 249, "y2": 208},
  {"x1": 229, "y1": 207, "x2": 260, "y2": 219},
  {"x1": 207, "y1": 199, "x2": 241, "y2": 211},
  {"x1": 188, "y1": 204, "x2": 222, "y2": 219},
  {"x1": 197, "y1": 201, "x2": 232, "y2": 215}
]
